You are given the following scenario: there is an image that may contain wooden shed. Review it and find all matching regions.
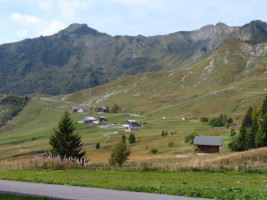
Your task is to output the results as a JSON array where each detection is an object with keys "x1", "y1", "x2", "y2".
[{"x1": 193, "y1": 136, "x2": 223, "y2": 153}]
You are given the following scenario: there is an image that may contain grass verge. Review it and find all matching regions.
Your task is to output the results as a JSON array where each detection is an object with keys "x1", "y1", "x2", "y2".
[
  {"x1": 0, "y1": 193, "x2": 53, "y2": 200},
  {"x1": 0, "y1": 169, "x2": 266, "y2": 200}
]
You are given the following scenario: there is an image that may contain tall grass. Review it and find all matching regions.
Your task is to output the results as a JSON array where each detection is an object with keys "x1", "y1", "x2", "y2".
[
  {"x1": 1, "y1": 148, "x2": 266, "y2": 172},
  {"x1": 0, "y1": 156, "x2": 88, "y2": 170}
]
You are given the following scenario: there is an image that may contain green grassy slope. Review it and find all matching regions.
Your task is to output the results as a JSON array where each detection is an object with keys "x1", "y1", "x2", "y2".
[{"x1": 0, "y1": 38, "x2": 266, "y2": 162}]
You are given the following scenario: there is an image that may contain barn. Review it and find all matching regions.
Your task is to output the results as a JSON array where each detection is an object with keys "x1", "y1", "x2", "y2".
[{"x1": 193, "y1": 136, "x2": 223, "y2": 153}]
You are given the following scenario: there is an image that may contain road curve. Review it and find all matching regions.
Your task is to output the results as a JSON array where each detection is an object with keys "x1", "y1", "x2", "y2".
[{"x1": 0, "y1": 180, "x2": 212, "y2": 200}]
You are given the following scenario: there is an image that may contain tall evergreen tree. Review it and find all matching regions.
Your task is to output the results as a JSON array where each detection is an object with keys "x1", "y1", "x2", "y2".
[
  {"x1": 248, "y1": 107, "x2": 260, "y2": 148},
  {"x1": 49, "y1": 111, "x2": 86, "y2": 160},
  {"x1": 262, "y1": 96, "x2": 267, "y2": 115},
  {"x1": 129, "y1": 133, "x2": 136, "y2": 144},
  {"x1": 237, "y1": 121, "x2": 249, "y2": 151},
  {"x1": 255, "y1": 113, "x2": 267, "y2": 147},
  {"x1": 121, "y1": 135, "x2": 126, "y2": 143},
  {"x1": 243, "y1": 106, "x2": 253, "y2": 128}
]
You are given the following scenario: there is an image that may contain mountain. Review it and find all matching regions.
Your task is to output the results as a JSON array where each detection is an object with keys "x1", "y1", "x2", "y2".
[
  {"x1": 0, "y1": 32, "x2": 266, "y2": 160},
  {"x1": 0, "y1": 20, "x2": 266, "y2": 96},
  {"x1": 0, "y1": 21, "x2": 243, "y2": 95}
]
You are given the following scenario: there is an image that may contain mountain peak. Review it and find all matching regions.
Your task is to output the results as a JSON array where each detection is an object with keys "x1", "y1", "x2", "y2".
[
  {"x1": 237, "y1": 20, "x2": 267, "y2": 44},
  {"x1": 60, "y1": 23, "x2": 105, "y2": 36}
]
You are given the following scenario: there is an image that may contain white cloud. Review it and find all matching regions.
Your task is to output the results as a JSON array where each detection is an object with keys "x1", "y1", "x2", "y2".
[
  {"x1": 37, "y1": 20, "x2": 66, "y2": 36},
  {"x1": 9, "y1": 13, "x2": 66, "y2": 38},
  {"x1": 10, "y1": 13, "x2": 42, "y2": 25}
]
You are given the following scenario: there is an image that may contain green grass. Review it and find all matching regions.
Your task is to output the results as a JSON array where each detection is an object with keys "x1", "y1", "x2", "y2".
[
  {"x1": 0, "y1": 193, "x2": 53, "y2": 200},
  {"x1": 0, "y1": 169, "x2": 266, "y2": 200}
]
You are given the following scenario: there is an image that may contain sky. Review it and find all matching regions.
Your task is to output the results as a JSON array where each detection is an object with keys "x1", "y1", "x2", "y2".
[{"x1": 0, "y1": 0, "x2": 266, "y2": 44}]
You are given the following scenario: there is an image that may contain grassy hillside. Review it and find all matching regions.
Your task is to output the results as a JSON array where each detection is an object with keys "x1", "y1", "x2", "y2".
[
  {"x1": 1, "y1": 21, "x2": 266, "y2": 95},
  {"x1": 0, "y1": 36, "x2": 266, "y2": 163}
]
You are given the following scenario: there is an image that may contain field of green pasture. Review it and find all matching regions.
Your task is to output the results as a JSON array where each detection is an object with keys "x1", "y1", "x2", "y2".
[{"x1": 0, "y1": 97, "x2": 231, "y2": 162}]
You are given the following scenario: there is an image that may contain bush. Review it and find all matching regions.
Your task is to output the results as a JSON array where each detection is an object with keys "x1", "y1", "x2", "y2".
[
  {"x1": 109, "y1": 141, "x2": 130, "y2": 167},
  {"x1": 185, "y1": 132, "x2": 198, "y2": 144},
  {"x1": 168, "y1": 142, "x2": 174, "y2": 148},
  {"x1": 129, "y1": 133, "x2": 136, "y2": 144},
  {"x1": 230, "y1": 128, "x2": 236, "y2": 137},
  {"x1": 110, "y1": 104, "x2": 119, "y2": 113},
  {"x1": 200, "y1": 117, "x2": 209, "y2": 123},
  {"x1": 150, "y1": 148, "x2": 158, "y2": 154},
  {"x1": 96, "y1": 142, "x2": 100, "y2": 149}
]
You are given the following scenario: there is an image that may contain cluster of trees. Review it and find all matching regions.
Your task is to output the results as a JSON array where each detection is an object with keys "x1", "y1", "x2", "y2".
[
  {"x1": 161, "y1": 130, "x2": 177, "y2": 136},
  {"x1": 50, "y1": 112, "x2": 132, "y2": 167},
  {"x1": 208, "y1": 114, "x2": 233, "y2": 128},
  {"x1": 0, "y1": 95, "x2": 30, "y2": 127},
  {"x1": 229, "y1": 96, "x2": 267, "y2": 151}
]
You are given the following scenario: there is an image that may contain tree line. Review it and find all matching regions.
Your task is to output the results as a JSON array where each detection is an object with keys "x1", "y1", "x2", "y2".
[{"x1": 229, "y1": 96, "x2": 267, "y2": 151}]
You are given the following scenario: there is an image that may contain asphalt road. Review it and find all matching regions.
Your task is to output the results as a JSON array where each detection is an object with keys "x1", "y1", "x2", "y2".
[{"x1": 0, "y1": 180, "x2": 212, "y2": 200}]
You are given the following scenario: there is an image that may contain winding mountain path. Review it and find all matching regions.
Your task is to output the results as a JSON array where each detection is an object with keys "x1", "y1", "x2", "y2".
[{"x1": 0, "y1": 180, "x2": 212, "y2": 200}]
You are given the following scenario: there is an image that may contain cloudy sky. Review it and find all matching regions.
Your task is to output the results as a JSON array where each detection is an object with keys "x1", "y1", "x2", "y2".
[{"x1": 0, "y1": 0, "x2": 266, "y2": 44}]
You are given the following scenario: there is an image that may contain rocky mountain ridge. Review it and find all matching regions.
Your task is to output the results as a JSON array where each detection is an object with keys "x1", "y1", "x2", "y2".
[{"x1": 0, "y1": 20, "x2": 266, "y2": 95}]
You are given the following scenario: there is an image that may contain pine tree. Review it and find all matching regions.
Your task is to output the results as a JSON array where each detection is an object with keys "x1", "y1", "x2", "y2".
[
  {"x1": 243, "y1": 106, "x2": 253, "y2": 127},
  {"x1": 165, "y1": 131, "x2": 168, "y2": 136},
  {"x1": 255, "y1": 113, "x2": 267, "y2": 147},
  {"x1": 49, "y1": 111, "x2": 86, "y2": 160},
  {"x1": 129, "y1": 133, "x2": 136, "y2": 144},
  {"x1": 161, "y1": 131, "x2": 165, "y2": 136},
  {"x1": 109, "y1": 140, "x2": 130, "y2": 167},
  {"x1": 248, "y1": 109, "x2": 258, "y2": 148},
  {"x1": 96, "y1": 142, "x2": 100, "y2": 149},
  {"x1": 240, "y1": 120, "x2": 249, "y2": 150},
  {"x1": 262, "y1": 96, "x2": 267, "y2": 115},
  {"x1": 121, "y1": 135, "x2": 126, "y2": 143}
]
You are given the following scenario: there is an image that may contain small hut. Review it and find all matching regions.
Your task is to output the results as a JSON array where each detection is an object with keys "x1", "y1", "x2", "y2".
[{"x1": 193, "y1": 136, "x2": 223, "y2": 153}]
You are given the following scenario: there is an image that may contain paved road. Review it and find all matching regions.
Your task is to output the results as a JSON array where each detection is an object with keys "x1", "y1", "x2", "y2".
[{"x1": 0, "y1": 180, "x2": 212, "y2": 200}]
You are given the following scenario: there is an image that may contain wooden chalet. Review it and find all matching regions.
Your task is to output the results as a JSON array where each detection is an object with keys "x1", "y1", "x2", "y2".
[
  {"x1": 97, "y1": 106, "x2": 106, "y2": 113},
  {"x1": 125, "y1": 126, "x2": 139, "y2": 133},
  {"x1": 193, "y1": 136, "x2": 223, "y2": 153}
]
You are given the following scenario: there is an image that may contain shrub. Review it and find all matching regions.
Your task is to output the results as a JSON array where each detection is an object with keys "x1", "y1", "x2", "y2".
[
  {"x1": 200, "y1": 117, "x2": 209, "y2": 123},
  {"x1": 109, "y1": 141, "x2": 130, "y2": 167},
  {"x1": 150, "y1": 148, "x2": 158, "y2": 154},
  {"x1": 129, "y1": 133, "x2": 136, "y2": 144},
  {"x1": 96, "y1": 142, "x2": 100, "y2": 149},
  {"x1": 230, "y1": 128, "x2": 236, "y2": 137},
  {"x1": 168, "y1": 142, "x2": 174, "y2": 148},
  {"x1": 185, "y1": 132, "x2": 198, "y2": 144},
  {"x1": 110, "y1": 104, "x2": 119, "y2": 113}
]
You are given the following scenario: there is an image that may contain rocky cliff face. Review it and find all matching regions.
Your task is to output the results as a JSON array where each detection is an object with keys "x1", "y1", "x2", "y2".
[{"x1": 0, "y1": 20, "x2": 266, "y2": 95}]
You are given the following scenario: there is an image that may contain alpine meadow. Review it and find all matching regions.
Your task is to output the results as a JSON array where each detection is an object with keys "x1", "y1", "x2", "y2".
[{"x1": 0, "y1": 19, "x2": 266, "y2": 200}]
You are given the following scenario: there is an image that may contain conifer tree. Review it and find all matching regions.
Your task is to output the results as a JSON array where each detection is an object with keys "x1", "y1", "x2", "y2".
[
  {"x1": 121, "y1": 135, "x2": 126, "y2": 143},
  {"x1": 49, "y1": 111, "x2": 86, "y2": 160},
  {"x1": 262, "y1": 96, "x2": 267, "y2": 115},
  {"x1": 237, "y1": 121, "x2": 248, "y2": 151},
  {"x1": 96, "y1": 142, "x2": 100, "y2": 149},
  {"x1": 255, "y1": 113, "x2": 267, "y2": 147},
  {"x1": 129, "y1": 133, "x2": 136, "y2": 144},
  {"x1": 161, "y1": 130, "x2": 165, "y2": 136}
]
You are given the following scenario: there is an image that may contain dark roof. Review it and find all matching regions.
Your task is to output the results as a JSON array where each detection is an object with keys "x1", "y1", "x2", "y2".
[{"x1": 193, "y1": 136, "x2": 223, "y2": 146}]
